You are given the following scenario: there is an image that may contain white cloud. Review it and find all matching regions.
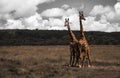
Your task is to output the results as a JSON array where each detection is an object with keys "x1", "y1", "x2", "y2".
[
  {"x1": 65, "y1": 8, "x2": 78, "y2": 16},
  {"x1": 2, "y1": 12, "x2": 66, "y2": 30},
  {"x1": 90, "y1": 2, "x2": 120, "y2": 23},
  {"x1": 22, "y1": 13, "x2": 43, "y2": 29},
  {"x1": 61, "y1": 4, "x2": 70, "y2": 10},
  {"x1": 84, "y1": 16, "x2": 109, "y2": 32},
  {"x1": 90, "y1": 5, "x2": 112, "y2": 16},
  {"x1": 4, "y1": 19, "x2": 25, "y2": 29},
  {"x1": 0, "y1": 2, "x2": 120, "y2": 32},
  {"x1": 2, "y1": 13, "x2": 45, "y2": 29},
  {"x1": 44, "y1": 18, "x2": 66, "y2": 30},
  {"x1": 49, "y1": 18, "x2": 63, "y2": 26},
  {"x1": 41, "y1": 4, "x2": 78, "y2": 17},
  {"x1": 87, "y1": 2, "x2": 120, "y2": 32},
  {"x1": 114, "y1": 2, "x2": 120, "y2": 15},
  {"x1": 83, "y1": 16, "x2": 120, "y2": 32},
  {"x1": 0, "y1": 0, "x2": 55, "y2": 29},
  {"x1": 41, "y1": 8, "x2": 64, "y2": 17},
  {"x1": 0, "y1": 0, "x2": 55, "y2": 18}
]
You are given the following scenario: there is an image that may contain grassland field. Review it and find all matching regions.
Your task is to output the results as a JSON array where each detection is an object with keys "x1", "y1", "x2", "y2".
[{"x1": 0, "y1": 45, "x2": 120, "y2": 78}]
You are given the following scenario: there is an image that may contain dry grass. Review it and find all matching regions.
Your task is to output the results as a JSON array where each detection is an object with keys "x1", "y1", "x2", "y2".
[{"x1": 0, "y1": 45, "x2": 120, "y2": 78}]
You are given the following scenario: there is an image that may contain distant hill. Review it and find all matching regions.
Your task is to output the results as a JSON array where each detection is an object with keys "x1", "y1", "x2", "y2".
[{"x1": 0, "y1": 29, "x2": 120, "y2": 45}]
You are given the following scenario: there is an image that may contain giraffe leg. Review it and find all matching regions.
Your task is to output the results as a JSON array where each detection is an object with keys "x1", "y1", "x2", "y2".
[
  {"x1": 74, "y1": 46, "x2": 79, "y2": 66},
  {"x1": 78, "y1": 48, "x2": 84, "y2": 68},
  {"x1": 82, "y1": 53, "x2": 86, "y2": 67},
  {"x1": 79, "y1": 54, "x2": 84, "y2": 68},
  {"x1": 80, "y1": 46, "x2": 87, "y2": 68},
  {"x1": 72, "y1": 47, "x2": 76, "y2": 66},
  {"x1": 70, "y1": 46, "x2": 75, "y2": 67},
  {"x1": 72, "y1": 54, "x2": 75, "y2": 66},
  {"x1": 86, "y1": 49, "x2": 92, "y2": 67},
  {"x1": 69, "y1": 46, "x2": 73, "y2": 67},
  {"x1": 74, "y1": 51, "x2": 77, "y2": 66},
  {"x1": 75, "y1": 52, "x2": 79, "y2": 66},
  {"x1": 69, "y1": 53, "x2": 72, "y2": 66}
]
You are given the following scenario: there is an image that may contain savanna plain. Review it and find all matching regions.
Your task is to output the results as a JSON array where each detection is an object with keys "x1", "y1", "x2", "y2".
[{"x1": 0, "y1": 45, "x2": 120, "y2": 78}]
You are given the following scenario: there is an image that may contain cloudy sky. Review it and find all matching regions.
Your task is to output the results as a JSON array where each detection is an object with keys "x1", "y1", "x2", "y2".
[{"x1": 0, "y1": 0, "x2": 120, "y2": 32}]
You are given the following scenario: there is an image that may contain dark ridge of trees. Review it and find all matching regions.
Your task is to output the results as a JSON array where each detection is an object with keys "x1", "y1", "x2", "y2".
[{"x1": 0, "y1": 29, "x2": 120, "y2": 45}]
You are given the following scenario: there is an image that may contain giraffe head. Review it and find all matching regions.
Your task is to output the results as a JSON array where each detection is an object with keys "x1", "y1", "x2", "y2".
[
  {"x1": 79, "y1": 11, "x2": 86, "y2": 20},
  {"x1": 64, "y1": 18, "x2": 69, "y2": 27}
]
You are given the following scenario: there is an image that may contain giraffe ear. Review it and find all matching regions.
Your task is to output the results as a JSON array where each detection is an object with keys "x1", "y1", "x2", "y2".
[
  {"x1": 68, "y1": 18, "x2": 69, "y2": 21},
  {"x1": 81, "y1": 11, "x2": 84, "y2": 14},
  {"x1": 79, "y1": 11, "x2": 82, "y2": 15},
  {"x1": 80, "y1": 11, "x2": 83, "y2": 15}
]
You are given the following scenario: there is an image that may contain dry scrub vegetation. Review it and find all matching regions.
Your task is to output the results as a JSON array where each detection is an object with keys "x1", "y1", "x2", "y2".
[{"x1": 0, "y1": 45, "x2": 120, "y2": 78}]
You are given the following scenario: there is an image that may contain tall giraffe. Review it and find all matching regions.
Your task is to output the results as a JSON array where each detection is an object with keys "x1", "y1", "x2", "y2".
[
  {"x1": 64, "y1": 18, "x2": 79, "y2": 66},
  {"x1": 78, "y1": 11, "x2": 92, "y2": 67}
]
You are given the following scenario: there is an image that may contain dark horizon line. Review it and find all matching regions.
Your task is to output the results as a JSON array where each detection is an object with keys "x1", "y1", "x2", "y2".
[{"x1": 0, "y1": 29, "x2": 119, "y2": 33}]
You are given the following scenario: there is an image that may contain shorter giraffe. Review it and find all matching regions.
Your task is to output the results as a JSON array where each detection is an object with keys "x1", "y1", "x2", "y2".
[
  {"x1": 78, "y1": 11, "x2": 92, "y2": 68},
  {"x1": 64, "y1": 18, "x2": 80, "y2": 66}
]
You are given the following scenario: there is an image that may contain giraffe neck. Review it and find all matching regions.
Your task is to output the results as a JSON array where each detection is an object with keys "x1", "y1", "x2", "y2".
[
  {"x1": 67, "y1": 24, "x2": 78, "y2": 42},
  {"x1": 79, "y1": 16, "x2": 86, "y2": 40},
  {"x1": 79, "y1": 17, "x2": 83, "y2": 33}
]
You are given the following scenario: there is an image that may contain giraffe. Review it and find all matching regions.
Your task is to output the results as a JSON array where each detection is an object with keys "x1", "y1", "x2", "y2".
[
  {"x1": 64, "y1": 18, "x2": 80, "y2": 67},
  {"x1": 78, "y1": 11, "x2": 92, "y2": 68}
]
